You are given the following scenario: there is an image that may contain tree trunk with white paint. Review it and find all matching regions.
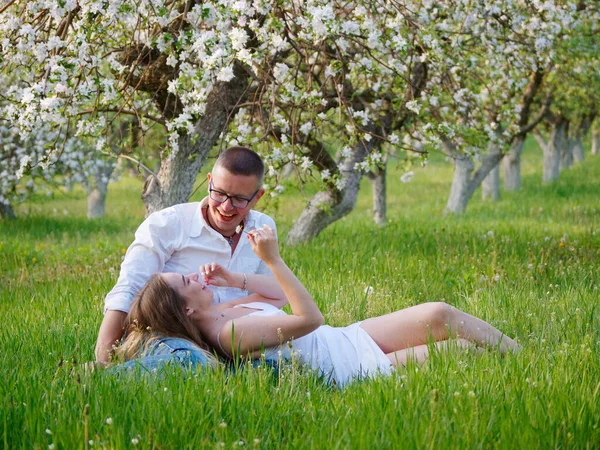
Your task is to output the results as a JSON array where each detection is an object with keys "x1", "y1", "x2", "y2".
[
  {"x1": 571, "y1": 116, "x2": 594, "y2": 163},
  {"x1": 540, "y1": 119, "x2": 565, "y2": 183},
  {"x1": 503, "y1": 136, "x2": 526, "y2": 191},
  {"x1": 444, "y1": 141, "x2": 505, "y2": 214},
  {"x1": 592, "y1": 127, "x2": 599, "y2": 156},
  {"x1": 444, "y1": 141, "x2": 473, "y2": 214},
  {"x1": 482, "y1": 141, "x2": 501, "y2": 201},
  {"x1": 572, "y1": 136, "x2": 585, "y2": 163},
  {"x1": 366, "y1": 163, "x2": 387, "y2": 226},
  {"x1": 286, "y1": 61, "x2": 427, "y2": 243},
  {"x1": 560, "y1": 123, "x2": 573, "y2": 171},
  {"x1": 86, "y1": 160, "x2": 117, "y2": 219},
  {"x1": 87, "y1": 189, "x2": 107, "y2": 219},
  {"x1": 286, "y1": 138, "x2": 373, "y2": 245}
]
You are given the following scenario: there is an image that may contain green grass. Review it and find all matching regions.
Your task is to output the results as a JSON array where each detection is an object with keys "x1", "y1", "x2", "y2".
[{"x1": 1, "y1": 141, "x2": 599, "y2": 449}]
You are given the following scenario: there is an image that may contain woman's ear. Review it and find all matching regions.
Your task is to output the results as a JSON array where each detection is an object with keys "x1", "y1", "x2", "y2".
[{"x1": 185, "y1": 307, "x2": 194, "y2": 316}]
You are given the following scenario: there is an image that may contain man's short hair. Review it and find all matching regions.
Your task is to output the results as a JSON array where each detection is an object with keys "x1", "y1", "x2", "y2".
[{"x1": 213, "y1": 146, "x2": 265, "y2": 184}]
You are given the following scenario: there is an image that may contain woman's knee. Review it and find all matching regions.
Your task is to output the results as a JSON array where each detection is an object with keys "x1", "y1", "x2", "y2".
[{"x1": 423, "y1": 302, "x2": 455, "y2": 333}]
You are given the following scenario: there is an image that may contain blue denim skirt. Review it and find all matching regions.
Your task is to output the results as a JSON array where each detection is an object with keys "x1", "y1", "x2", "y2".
[{"x1": 109, "y1": 337, "x2": 211, "y2": 376}]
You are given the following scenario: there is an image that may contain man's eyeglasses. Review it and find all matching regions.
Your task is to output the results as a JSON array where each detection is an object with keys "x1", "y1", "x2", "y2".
[{"x1": 209, "y1": 180, "x2": 260, "y2": 209}]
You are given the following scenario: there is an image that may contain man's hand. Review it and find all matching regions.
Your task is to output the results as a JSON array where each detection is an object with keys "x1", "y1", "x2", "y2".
[{"x1": 95, "y1": 310, "x2": 127, "y2": 364}]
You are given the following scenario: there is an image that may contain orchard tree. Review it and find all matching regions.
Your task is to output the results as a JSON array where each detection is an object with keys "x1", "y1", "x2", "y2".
[
  {"x1": 0, "y1": 115, "x2": 118, "y2": 219},
  {"x1": 419, "y1": 0, "x2": 579, "y2": 213},
  {"x1": 0, "y1": 0, "x2": 595, "y2": 239},
  {"x1": 533, "y1": 12, "x2": 600, "y2": 182}
]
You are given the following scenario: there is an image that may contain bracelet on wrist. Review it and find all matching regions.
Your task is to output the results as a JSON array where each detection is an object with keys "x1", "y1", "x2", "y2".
[{"x1": 242, "y1": 273, "x2": 248, "y2": 292}]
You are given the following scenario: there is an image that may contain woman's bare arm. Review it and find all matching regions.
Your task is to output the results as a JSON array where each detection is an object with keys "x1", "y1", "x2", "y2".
[{"x1": 217, "y1": 226, "x2": 324, "y2": 357}]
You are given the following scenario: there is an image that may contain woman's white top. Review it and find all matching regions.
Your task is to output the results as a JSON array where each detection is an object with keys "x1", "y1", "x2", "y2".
[{"x1": 234, "y1": 302, "x2": 394, "y2": 386}]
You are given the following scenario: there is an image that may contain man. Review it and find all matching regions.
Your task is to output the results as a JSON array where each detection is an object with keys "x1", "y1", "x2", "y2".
[{"x1": 95, "y1": 146, "x2": 282, "y2": 364}]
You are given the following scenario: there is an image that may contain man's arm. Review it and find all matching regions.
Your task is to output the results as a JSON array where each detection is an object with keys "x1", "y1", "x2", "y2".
[
  {"x1": 96, "y1": 209, "x2": 181, "y2": 363},
  {"x1": 94, "y1": 310, "x2": 127, "y2": 365}
]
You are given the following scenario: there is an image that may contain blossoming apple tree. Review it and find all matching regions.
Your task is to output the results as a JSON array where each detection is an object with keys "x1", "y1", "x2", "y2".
[{"x1": 0, "y1": 0, "x2": 595, "y2": 240}]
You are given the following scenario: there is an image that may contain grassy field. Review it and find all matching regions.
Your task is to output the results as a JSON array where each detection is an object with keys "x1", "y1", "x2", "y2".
[{"x1": 1, "y1": 142, "x2": 599, "y2": 449}]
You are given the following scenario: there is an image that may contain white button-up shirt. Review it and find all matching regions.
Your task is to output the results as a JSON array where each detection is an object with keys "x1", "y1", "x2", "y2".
[{"x1": 104, "y1": 198, "x2": 276, "y2": 313}]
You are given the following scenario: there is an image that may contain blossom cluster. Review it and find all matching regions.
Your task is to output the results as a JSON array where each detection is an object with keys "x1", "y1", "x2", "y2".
[{"x1": 0, "y1": 0, "x2": 593, "y2": 203}]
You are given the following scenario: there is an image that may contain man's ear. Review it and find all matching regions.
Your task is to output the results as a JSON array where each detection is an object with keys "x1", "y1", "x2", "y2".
[
  {"x1": 185, "y1": 307, "x2": 194, "y2": 316},
  {"x1": 254, "y1": 188, "x2": 265, "y2": 202},
  {"x1": 207, "y1": 172, "x2": 212, "y2": 190}
]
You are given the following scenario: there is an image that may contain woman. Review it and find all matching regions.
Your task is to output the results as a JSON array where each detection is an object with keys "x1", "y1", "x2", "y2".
[{"x1": 117, "y1": 226, "x2": 520, "y2": 386}]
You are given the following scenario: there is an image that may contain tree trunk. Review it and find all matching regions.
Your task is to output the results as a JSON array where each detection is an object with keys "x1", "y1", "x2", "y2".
[
  {"x1": 86, "y1": 157, "x2": 117, "y2": 219},
  {"x1": 285, "y1": 60, "x2": 426, "y2": 243},
  {"x1": 503, "y1": 136, "x2": 525, "y2": 191},
  {"x1": 286, "y1": 138, "x2": 373, "y2": 245},
  {"x1": 444, "y1": 141, "x2": 505, "y2": 215},
  {"x1": 482, "y1": 141, "x2": 501, "y2": 201},
  {"x1": 366, "y1": 163, "x2": 387, "y2": 226},
  {"x1": 0, "y1": 202, "x2": 16, "y2": 220},
  {"x1": 87, "y1": 189, "x2": 107, "y2": 219},
  {"x1": 592, "y1": 128, "x2": 599, "y2": 156},
  {"x1": 141, "y1": 61, "x2": 250, "y2": 215},
  {"x1": 542, "y1": 119, "x2": 565, "y2": 183},
  {"x1": 444, "y1": 141, "x2": 474, "y2": 214},
  {"x1": 560, "y1": 131, "x2": 574, "y2": 171},
  {"x1": 572, "y1": 135, "x2": 585, "y2": 163}
]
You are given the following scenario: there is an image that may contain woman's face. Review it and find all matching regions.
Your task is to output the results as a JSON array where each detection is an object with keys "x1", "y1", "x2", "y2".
[{"x1": 162, "y1": 272, "x2": 214, "y2": 315}]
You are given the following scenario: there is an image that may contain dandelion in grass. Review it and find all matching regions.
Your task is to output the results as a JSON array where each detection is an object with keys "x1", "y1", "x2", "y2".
[
  {"x1": 218, "y1": 422, "x2": 227, "y2": 429},
  {"x1": 48, "y1": 445, "x2": 55, "y2": 450},
  {"x1": 131, "y1": 438, "x2": 139, "y2": 445},
  {"x1": 45, "y1": 429, "x2": 52, "y2": 435},
  {"x1": 364, "y1": 286, "x2": 374, "y2": 295},
  {"x1": 106, "y1": 418, "x2": 113, "y2": 425}
]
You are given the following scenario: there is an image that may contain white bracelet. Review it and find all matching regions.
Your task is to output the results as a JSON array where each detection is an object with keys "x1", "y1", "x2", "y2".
[{"x1": 242, "y1": 273, "x2": 248, "y2": 292}]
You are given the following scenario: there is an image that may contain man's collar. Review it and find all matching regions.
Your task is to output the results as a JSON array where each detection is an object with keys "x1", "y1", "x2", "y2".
[{"x1": 190, "y1": 198, "x2": 209, "y2": 237}]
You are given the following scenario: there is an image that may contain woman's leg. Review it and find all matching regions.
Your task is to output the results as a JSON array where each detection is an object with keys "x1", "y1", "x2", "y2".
[
  {"x1": 359, "y1": 302, "x2": 519, "y2": 355},
  {"x1": 386, "y1": 339, "x2": 480, "y2": 367}
]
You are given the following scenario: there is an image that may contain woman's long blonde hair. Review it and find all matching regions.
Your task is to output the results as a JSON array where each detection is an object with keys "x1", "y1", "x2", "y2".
[{"x1": 114, "y1": 274, "x2": 217, "y2": 367}]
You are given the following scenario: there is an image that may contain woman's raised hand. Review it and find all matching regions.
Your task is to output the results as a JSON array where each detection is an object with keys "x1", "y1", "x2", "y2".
[
  {"x1": 247, "y1": 225, "x2": 281, "y2": 265},
  {"x1": 199, "y1": 262, "x2": 233, "y2": 287}
]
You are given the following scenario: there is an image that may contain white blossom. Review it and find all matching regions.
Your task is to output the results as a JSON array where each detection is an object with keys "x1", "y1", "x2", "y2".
[
  {"x1": 217, "y1": 66, "x2": 235, "y2": 82},
  {"x1": 400, "y1": 171, "x2": 414, "y2": 183}
]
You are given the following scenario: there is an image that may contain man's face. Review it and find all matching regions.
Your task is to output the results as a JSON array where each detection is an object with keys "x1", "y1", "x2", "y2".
[{"x1": 206, "y1": 167, "x2": 264, "y2": 236}]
